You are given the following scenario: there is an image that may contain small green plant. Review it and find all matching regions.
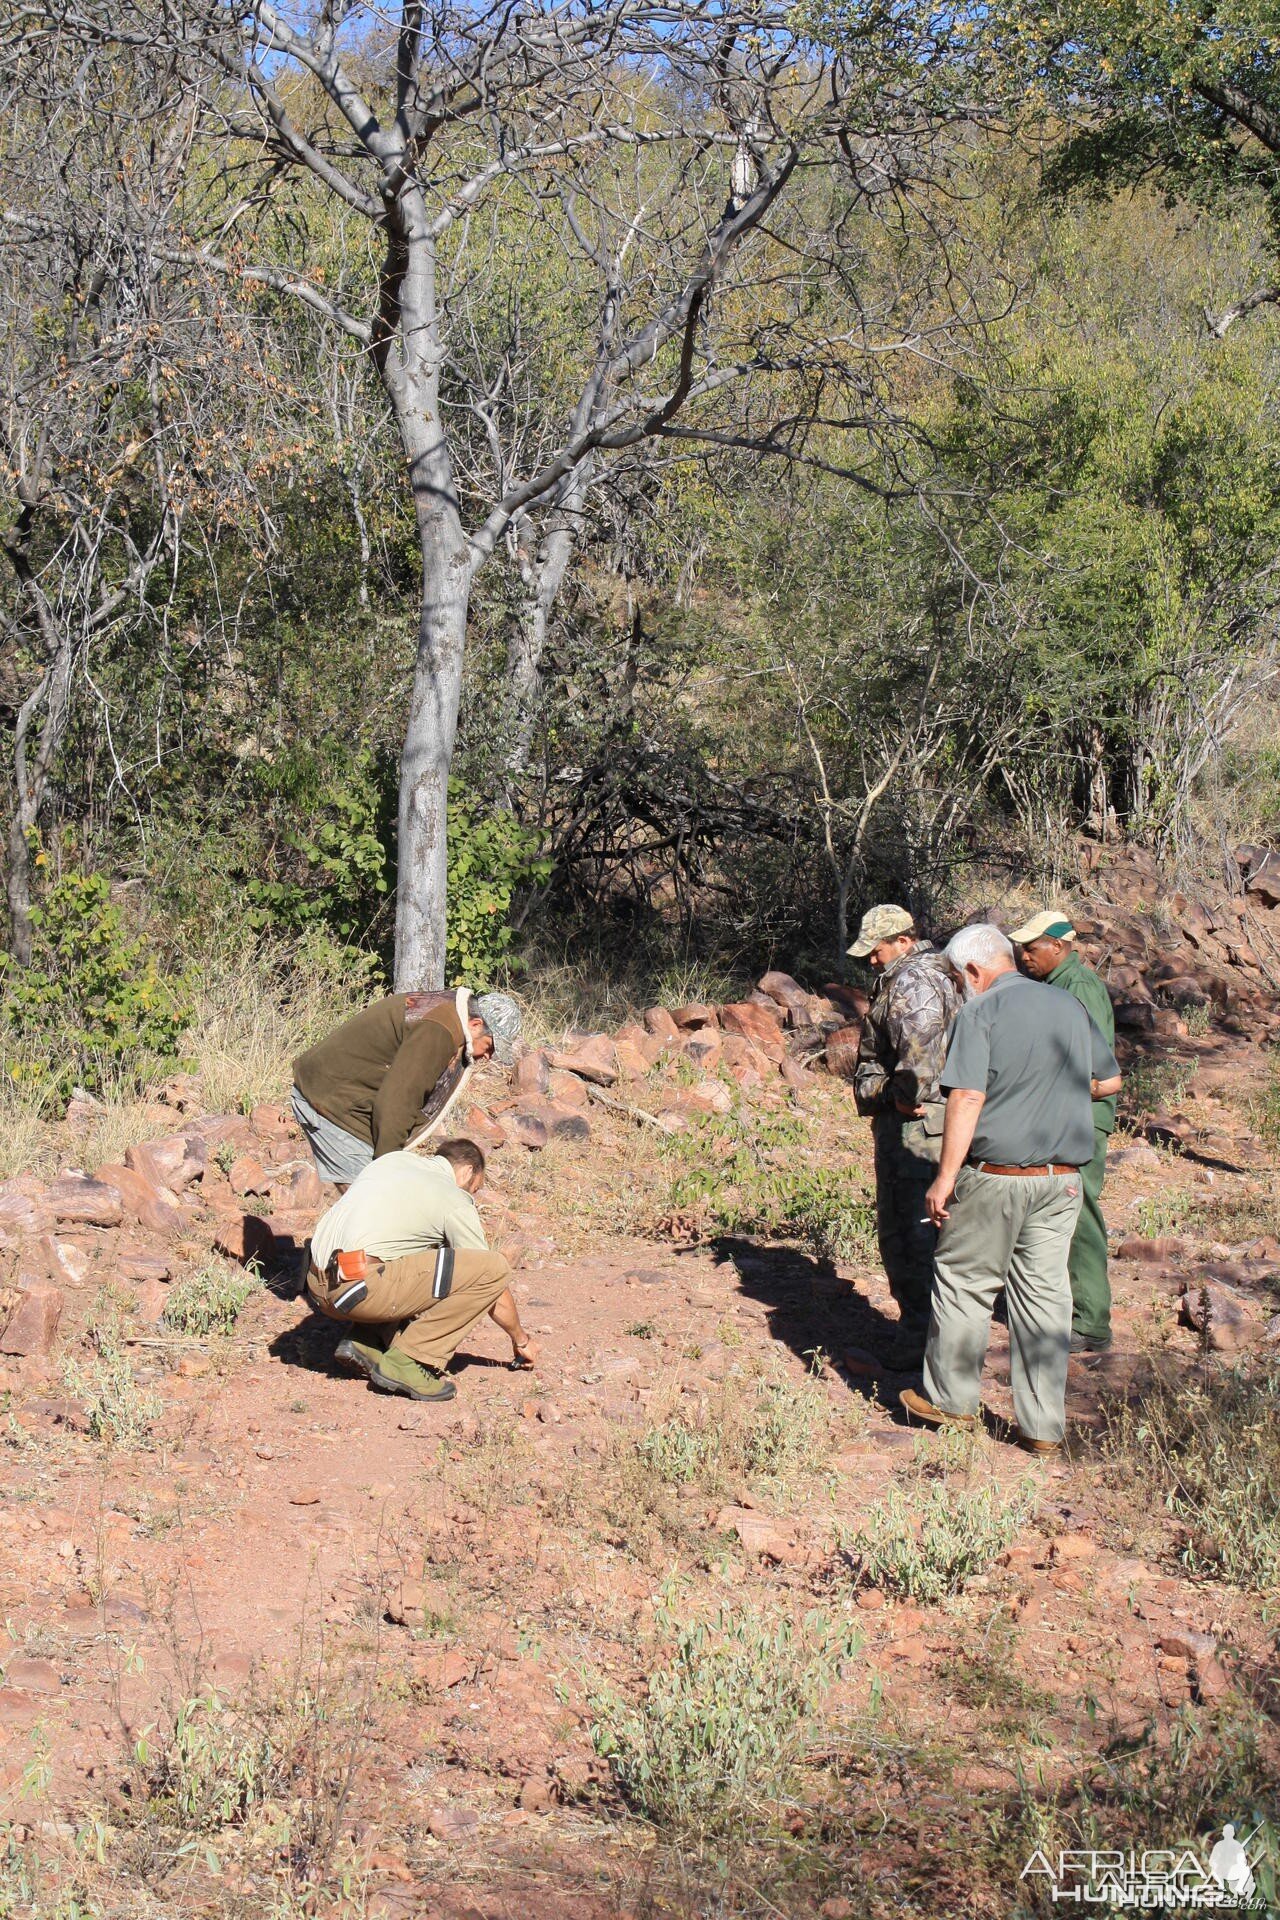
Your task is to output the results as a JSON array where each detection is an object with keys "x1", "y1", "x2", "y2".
[
  {"x1": 444, "y1": 782, "x2": 551, "y2": 989},
  {"x1": 0, "y1": 869, "x2": 191, "y2": 1098},
  {"x1": 625, "y1": 1320, "x2": 658, "y2": 1340},
  {"x1": 1101, "y1": 1358, "x2": 1280, "y2": 1590},
  {"x1": 938, "y1": 1619, "x2": 1055, "y2": 1740},
  {"x1": 1133, "y1": 1191, "x2": 1194, "y2": 1238},
  {"x1": 62, "y1": 1288, "x2": 160, "y2": 1448},
  {"x1": 141, "y1": 1688, "x2": 279, "y2": 1832},
  {"x1": 636, "y1": 1359, "x2": 829, "y2": 1494},
  {"x1": 663, "y1": 1106, "x2": 875, "y2": 1262},
  {"x1": 1249, "y1": 1060, "x2": 1280, "y2": 1149},
  {"x1": 1181, "y1": 1002, "x2": 1212, "y2": 1037},
  {"x1": 1119, "y1": 1056, "x2": 1199, "y2": 1128},
  {"x1": 842, "y1": 1479, "x2": 1036, "y2": 1604},
  {"x1": 162, "y1": 1259, "x2": 258, "y2": 1337},
  {"x1": 588, "y1": 1601, "x2": 857, "y2": 1834}
]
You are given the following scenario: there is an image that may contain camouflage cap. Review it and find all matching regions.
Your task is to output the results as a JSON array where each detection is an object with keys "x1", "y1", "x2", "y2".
[
  {"x1": 848, "y1": 904, "x2": 915, "y2": 959},
  {"x1": 474, "y1": 991, "x2": 522, "y2": 1064},
  {"x1": 1007, "y1": 910, "x2": 1076, "y2": 945}
]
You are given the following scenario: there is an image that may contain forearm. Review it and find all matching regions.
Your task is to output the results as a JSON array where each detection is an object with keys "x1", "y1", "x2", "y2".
[
  {"x1": 1092, "y1": 1074, "x2": 1121, "y2": 1099},
  {"x1": 938, "y1": 1089, "x2": 985, "y2": 1180}
]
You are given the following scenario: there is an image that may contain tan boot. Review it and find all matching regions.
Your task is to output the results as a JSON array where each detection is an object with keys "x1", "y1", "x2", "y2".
[{"x1": 898, "y1": 1387, "x2": 977, "y2": 1432}]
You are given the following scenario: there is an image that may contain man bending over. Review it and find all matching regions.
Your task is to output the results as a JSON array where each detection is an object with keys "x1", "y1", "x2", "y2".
[{"x1": 306, "y1": 1138, "x2": 538, "y2": 1403}]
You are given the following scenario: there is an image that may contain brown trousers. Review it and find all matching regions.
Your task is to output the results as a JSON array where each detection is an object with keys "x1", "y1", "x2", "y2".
[{"x1": 310, "y1": 1248, "x2": 511, "y2": 1371}]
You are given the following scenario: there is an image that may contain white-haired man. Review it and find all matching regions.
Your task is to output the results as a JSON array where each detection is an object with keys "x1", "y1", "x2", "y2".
[{"x1": 900, "y1": 923, "x2": 1121, "y2": 1454}]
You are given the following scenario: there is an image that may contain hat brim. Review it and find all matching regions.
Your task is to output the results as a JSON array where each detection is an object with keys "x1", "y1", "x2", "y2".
[{"x1": 847, "y1": 939, "x2": 874, "y2": 959}]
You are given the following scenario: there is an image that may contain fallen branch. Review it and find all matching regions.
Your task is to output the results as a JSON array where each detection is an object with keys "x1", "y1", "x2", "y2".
[{"x1": 585, "y1": 1083, "x2": 671, "y2": 1131}]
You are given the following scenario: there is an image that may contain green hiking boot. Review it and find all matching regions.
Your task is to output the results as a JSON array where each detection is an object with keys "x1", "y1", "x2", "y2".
[
  {"x1": 369, "y1": 1348, "x2": 457, "y2": 1403},
  {"x1": 334, "y1": 1335, "x2": 385, "y2": 1384}
]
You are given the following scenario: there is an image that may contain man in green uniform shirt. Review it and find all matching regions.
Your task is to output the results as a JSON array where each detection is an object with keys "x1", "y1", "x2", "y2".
[{"x1": 1010, "y1": 910, "x2": 1117, "y2": 1353}]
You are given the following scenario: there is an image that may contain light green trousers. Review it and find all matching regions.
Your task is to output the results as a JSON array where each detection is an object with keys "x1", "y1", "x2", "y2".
[{"x1": 923, "y1": 1166, "x2": 1081, "y2": 1445}]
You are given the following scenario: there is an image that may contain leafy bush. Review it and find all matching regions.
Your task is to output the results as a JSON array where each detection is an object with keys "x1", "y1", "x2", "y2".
[
  {"x1": 842, "y1": 1480, "x2": 1036, "y2": 1604},
  {"x1": 445, "y1": 781, "x2": 550, "y2": 988},
  {"x1": 1133, "y1": 1192, "x2": 1195, "y2": 1238},
  {"x1": 664, "y1": 1107, "x2": 875, "y2": 1262},
  {"x1": 1, "y1": 871, "x2": 191, "y2": 1097},
  {"x1": 139, "y1": 1689, "x2": 279, "y2": 1833},
  {"x1": 589, "y1": 1603, "x2": 856, "y2": 1834},
  {"x1": 162, "y1": 1259, "x2": 258, "y2": 1337},
  {"x1": 1102, "y1": 1359, "x2": 1280, "y2": 1590},
  {"x1": 637, "y1": 1359, "x2": 829, "y2": 1494}
]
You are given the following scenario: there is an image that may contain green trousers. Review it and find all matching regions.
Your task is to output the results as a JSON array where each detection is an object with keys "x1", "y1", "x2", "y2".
[
  {"x1": 872, "y1": 1113, "x2": 941, "y2": 1329},
  {"x1": 924, "y1": 1165, "x2": 1081, "y2": 1444},
  {"x1": 1068, "y1": 1127, "x2": 1111, "y2": 1344}
]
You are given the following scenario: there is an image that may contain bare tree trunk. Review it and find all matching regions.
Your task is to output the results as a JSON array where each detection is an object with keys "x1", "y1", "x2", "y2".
[
  {"x1": 3, "y1": 562, "x2": 74, "y2": 964},
  {"x1": 504, "y1": 508, "x2": 578, "y2": 791}
]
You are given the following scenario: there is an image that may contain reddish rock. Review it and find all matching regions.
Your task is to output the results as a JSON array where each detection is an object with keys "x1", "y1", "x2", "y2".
[
  {"x1": 0, "y1": 1285, "x2": 63, "y2": 1357},
  {"x1": 288, "y1": 1488, "x2": 321, "y2": 1507},
  {"x1": 213, "y1": 1212, "x2": 276, "y2": 1268},
  {"x1": 780, "y1": 1057, "x2": 816, "y2": 1095},
  {"x1": 418, "y1": 1650, "x2": 474, "y2": 1693},
  {"x1": 715, "y1": 1507, "x2": 800, "y2": 1563},
  {"x1": 1158, "y1": 1629, "x2": 1216, "y2": 1661},
  {"x1": 825, "y1": 1024, "x2": 862, "y2": 1080},
  {"x1": 720, "y1": 1002, "x2": 785, "y2": 1061},
  {"x1": 4, "y1": 1657, "x2": 59, "y2": 1694},
  {"x1": 271, "y1": 1162, "x2": 324, "y2": 1212},
  {"x1": 660, "y1": 1080, "x2": 732, "y2": 1119},
  {"x1": 0, "y1": 1179, "x2": 53, "y2": 1244},
  {"x1": 98, "y1": 1162, "x2": 187, "y2": 1238},
  {"x1": 547, "y1": 1070, "x2": 590, "y2": 1108},
  {"x1": 517, "y1": 1775, "x2": 553, "y2": 1813},
  {"x1": 250, "y1": 1103, "x2": 290, "y2": 1136},
  {"x1": 547, "y1": 1035, "x2": 617, "y2": 1086},
  {"x1": 613, "y1": 1039, "x2": 651, "y2": 1082},
  {"x1": 758, "y1": 970, "x2": 809, "y2": 1013},
  {"x1": 506, "y1": 1113, "x2": 549, "y2": 1152},
  {"x1": 1179, "y1": 1279, "x2": 1259, "y2": 1353},
  {"x1": 513, "y1": 1050, "x2": 550, "y2": 1097},
  {"x1": 683, "y1": 1031, "x2": 723, "y2": 1070},
  {"x1": 1117, "y1": 1235, "x2": 1187, "y2": 1265},
  {"x1": 823, "y1": 982, "x2": 870, "y2": 1020},
  {"x1": 643, "y1": 1006, "x2": 680, "y2": 1040},
  {"x1": 670, "y1": 1003, "x2": 719, "y2": 1030},
  {"x1": 126, "y1": 1134, "x2": 206, "y2": 1192},
  {"x1": 229, "y1": 1155, "x2": 271, "y2": 1198},
  {"x1": 460, "y1": 1106, "x2": 506, "y2": 1150},
  {"x1": 30, "y1": 1236, "x2": 92, "y2": 1289},
  {"x1": 115, "y1": 1244, "x2": 173, "y2": 1283},
  {"x1": 425, "y1": 1804, "x2": 479, "y2": 1839},
  {"x1": 516, "y1": 1098, "x2": 591, "y2": 1144},
  {"x1": 47, "y1": 1174, "x2": 123, "y2": 1229}
]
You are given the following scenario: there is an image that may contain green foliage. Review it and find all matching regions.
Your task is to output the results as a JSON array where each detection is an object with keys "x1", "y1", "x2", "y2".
[
  {"x1": 445, "y1": 780, "x2": 549, "y2": 989},
  {"x1": 63, "y1": 1295, "x2": 161, "y2": 1449},
  {"x1": 162, "y1": 1259, "x2": 258, "y2": 1337},
  {"x1": 636, "y1": 1358, "x2": 831, "y2": 1494},
  {"x1": 1102, "y1": 1358, "x2": 1280, "y2": 1589},
  {"x1": 1, "y1": 871, "x2": 191, "y2": 1097},
  {"x1": 141, "y1": 1689, "x2": 279, "y2": 1832},
  {"x1": 589, "y1": 1601, "x2": 857, "y2": 1834},
  {"x1": 664, "y1": 1105, "x2": 875, "y2": 1262},
  {"x1": 1133, "y1": 1192, "x2": 1196, "y2": 1238},
  {"x1": 842, "y1": 1480, "x2": 1037, "y2": 1604}
]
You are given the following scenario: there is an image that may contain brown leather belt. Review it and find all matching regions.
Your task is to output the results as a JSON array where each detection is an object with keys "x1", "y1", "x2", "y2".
[{"x1": 971, "y1": 1161, "x2": 1079, "y2": 1177}]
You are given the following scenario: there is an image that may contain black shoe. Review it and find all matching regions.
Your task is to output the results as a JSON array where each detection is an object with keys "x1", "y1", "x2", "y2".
[{"x1": 1070, "y1": 1332, "x2": 1112, "y2": 1354}]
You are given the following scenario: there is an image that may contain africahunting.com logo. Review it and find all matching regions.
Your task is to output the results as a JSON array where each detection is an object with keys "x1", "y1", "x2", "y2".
[{"x1": 1022, "y1": 1824, "x2": 1274, "y2": 1909}]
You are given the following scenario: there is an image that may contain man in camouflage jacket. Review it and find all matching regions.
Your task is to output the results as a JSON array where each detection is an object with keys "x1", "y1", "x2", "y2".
[{"x1": 849, "y1": 905, "x2": 960, "y2": 1367}]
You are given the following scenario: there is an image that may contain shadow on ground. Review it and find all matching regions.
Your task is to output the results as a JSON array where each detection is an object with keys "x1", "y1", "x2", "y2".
[{"x1": 701, "y1": 1235, "x2": 904, "y2": 1408}]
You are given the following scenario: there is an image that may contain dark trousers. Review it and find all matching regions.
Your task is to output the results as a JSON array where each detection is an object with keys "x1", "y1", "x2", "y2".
[{"x1": 872, "y1": 1112, "x2": 940, "y2": 1327}]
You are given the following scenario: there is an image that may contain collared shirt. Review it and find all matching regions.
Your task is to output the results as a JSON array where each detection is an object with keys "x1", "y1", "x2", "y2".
[
  {"x1": 293, "y1": 993, "x2": 467, "y2": 1157},
  {"x1": 941, "y1": 970, "x2": 1119, "y2": 1167},
  {"x1": 1046, "y1": 950, "x2": 1118, "y2": 1135},
  {"x1": 310, "y1": 1151, "x2": 488, "y2": 1268}
]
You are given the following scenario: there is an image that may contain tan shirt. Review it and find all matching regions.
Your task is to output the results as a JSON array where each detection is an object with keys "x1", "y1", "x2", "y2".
[{"x1": 310, "y1": 1152, "x2": 488, "y2": 1268}]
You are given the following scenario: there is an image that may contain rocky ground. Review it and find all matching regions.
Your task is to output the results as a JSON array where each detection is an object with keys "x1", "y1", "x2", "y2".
[{"x1": 1, "y1": 850, "x2": 1278, "y2": 1919}]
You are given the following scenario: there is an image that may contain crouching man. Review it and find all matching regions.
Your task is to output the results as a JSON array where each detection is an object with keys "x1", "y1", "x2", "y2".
[{"x1": 306, "y1": 1138, "x2": 538, "y2": 1403}]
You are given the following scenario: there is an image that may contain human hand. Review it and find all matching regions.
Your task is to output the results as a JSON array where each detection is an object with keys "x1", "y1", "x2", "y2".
[
  {"x1": 925, "y1": 1174, "x2": 955, "y2": 1227},
  {"x1": 895, "y1": 1098, "x2": 925, "y2": 1117}
]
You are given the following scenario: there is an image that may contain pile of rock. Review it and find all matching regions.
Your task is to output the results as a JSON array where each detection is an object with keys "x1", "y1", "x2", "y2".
[{"x1": 1073, "y1": 845, "x2": 1280, "y2": 1039}]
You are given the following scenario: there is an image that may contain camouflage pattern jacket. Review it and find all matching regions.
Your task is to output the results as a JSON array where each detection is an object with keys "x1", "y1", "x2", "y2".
[{"x1": 853, "y1": 942, "x2": 959, "y2": 1122}]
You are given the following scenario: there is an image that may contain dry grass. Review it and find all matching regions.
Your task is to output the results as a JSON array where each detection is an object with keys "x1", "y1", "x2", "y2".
[{"x1": 0, "y1": 935, "x2": 375, "y2": 1182}]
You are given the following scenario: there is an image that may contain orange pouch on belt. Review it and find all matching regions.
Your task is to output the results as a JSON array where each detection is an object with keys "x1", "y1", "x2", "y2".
[{"x1": 335, "y1": 1249, "x2": 367, "y2": 1282}]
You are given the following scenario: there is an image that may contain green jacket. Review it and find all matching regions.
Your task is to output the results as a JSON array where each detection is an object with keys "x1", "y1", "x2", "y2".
[
  {"x1": 293, "y1": 993, "x2": 467, "y2": 1157},
  {"x1": 1046, "y1": 951, "x2": 1117, "y2": 1135}
]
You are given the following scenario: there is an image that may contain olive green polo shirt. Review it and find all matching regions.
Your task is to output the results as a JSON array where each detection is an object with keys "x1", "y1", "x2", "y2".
[
  {"x1": 941, "y1": 970, "x2": 1119, "y2": 1167},
  {"x1": 293, "y1": 994, "x2": 464, "y2": 1156},
  {"x1": 1046, "y1": 950, "x2": 1118, "y2": 1135}
]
